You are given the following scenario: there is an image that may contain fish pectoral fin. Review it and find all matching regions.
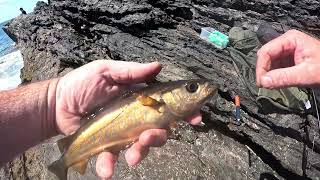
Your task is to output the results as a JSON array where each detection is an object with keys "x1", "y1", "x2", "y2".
[
  {"x1": 72, "y1": 159, "x2": 88, "y2": 175},
  {"x1": 57, "y1": 135, "x2": 74, "y2": 153},
  {"x1": 137, "y1": 95, "x2": 162, "y2": 107}
]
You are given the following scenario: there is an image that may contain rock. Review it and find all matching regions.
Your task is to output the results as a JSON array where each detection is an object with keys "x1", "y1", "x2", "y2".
[{"x1": 2, "y1": 0, "x2": 320, "y2": 179}]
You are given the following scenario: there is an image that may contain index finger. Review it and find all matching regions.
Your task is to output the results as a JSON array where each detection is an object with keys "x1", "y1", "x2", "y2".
[{"x1": 256, "y1": 30, "x2": 298, "y2": 87}]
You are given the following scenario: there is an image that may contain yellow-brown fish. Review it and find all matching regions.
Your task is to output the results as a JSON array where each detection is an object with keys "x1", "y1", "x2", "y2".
[{"x1": 48, "y1": 79, "x2": 219, "y2": 180}]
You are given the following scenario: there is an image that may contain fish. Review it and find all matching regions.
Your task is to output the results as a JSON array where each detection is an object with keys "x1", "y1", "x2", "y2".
[{"x1": 48, "y1": 79, "x2": 219, "y2": 180}]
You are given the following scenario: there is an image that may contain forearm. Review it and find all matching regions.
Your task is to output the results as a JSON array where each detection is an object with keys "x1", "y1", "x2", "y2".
[{"x1": 0, "y1": 78, "x2": 59, "y2": 165}]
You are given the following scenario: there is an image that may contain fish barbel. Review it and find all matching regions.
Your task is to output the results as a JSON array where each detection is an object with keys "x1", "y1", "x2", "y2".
[{"x1": 48, "y1": 79, "x2": 219, "y2": 180}]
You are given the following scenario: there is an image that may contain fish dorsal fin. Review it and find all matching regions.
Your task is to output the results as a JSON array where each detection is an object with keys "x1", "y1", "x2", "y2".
[
  {"x1": 72, "y1": 159, "x2": 88, "y2": 175},
  {"x1": 57, "y1": 135, "x2": 74, "y2": 153}
]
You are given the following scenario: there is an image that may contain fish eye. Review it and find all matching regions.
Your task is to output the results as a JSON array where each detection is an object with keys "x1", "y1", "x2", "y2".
[{"x1": 186, "y1": 83, "x2": 199, "y2": 93}]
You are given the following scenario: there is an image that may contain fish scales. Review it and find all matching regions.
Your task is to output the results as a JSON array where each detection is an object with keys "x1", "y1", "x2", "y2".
[{"x1": 66, "y1": 100, "x2": 162, "y2": 165}]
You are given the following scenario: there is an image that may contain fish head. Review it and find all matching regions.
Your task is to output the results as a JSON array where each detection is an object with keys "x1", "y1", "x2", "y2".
[{"x1": 161, "y1": 79, "x2": 219, "y2": 118}]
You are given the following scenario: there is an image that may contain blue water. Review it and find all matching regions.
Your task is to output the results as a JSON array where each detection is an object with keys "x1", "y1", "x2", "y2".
[
  {"x1": 0, "y1": 21, "x2": 16, "y2": 57},
  {"x1": 0, "y1": 20, "x2": 24, "y2": 90}
]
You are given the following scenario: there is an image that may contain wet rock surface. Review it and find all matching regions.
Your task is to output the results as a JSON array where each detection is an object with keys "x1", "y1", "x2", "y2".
[{"x1": 1, "y1": 0, "x2": 320, "y2": 179}]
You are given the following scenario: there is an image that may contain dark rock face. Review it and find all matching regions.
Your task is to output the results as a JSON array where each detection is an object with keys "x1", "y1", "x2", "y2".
[{"x1": 2, "y1": 0, "x2": 320, "y2": 179}]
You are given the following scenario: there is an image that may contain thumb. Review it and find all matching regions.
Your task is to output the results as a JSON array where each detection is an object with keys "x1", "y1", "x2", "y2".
[
  {"x1": 260, "y1": 65, "x2": 304, "y2": 89},
  {"x1": 106, "y1": 61, "x2": 162, "y2": 84}
]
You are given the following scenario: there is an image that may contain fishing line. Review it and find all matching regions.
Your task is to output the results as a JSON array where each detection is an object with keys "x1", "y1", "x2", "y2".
[{"x1": 311, "y1": 89, "x2": 320, "y2": 153}]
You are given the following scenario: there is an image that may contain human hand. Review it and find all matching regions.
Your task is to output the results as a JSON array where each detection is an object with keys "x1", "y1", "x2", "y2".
[
  {"x1": 256, "y1": 30, "x2": 320, "y2": 89},
  {"x1": 54, "y1": 60, "x2": 202, "y2": 179}
]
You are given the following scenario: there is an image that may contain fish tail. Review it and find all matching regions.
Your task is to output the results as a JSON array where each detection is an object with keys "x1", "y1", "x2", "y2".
[{"x1": 48, "y1": 157, "x2": 68, "y2": 180}]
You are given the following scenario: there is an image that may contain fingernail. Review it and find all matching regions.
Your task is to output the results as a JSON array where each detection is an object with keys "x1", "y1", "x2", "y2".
[
  {"x1": 147, "y1": 62, "x2": 158, "y2": 65},
  {"x1": 261, "y1": 76, "x2": 273, "y2": 87},
  {"x1": 125, "y1": 149, "x2": 137, "y2": 166},
  {"x1": 149, "y1": 61, "x2": 161, "y2": 67}
]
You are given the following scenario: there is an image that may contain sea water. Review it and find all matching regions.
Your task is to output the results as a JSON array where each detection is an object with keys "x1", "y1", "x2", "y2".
[{"x1": 0, "y1": 21, "x2": 24, "y2": 90}]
